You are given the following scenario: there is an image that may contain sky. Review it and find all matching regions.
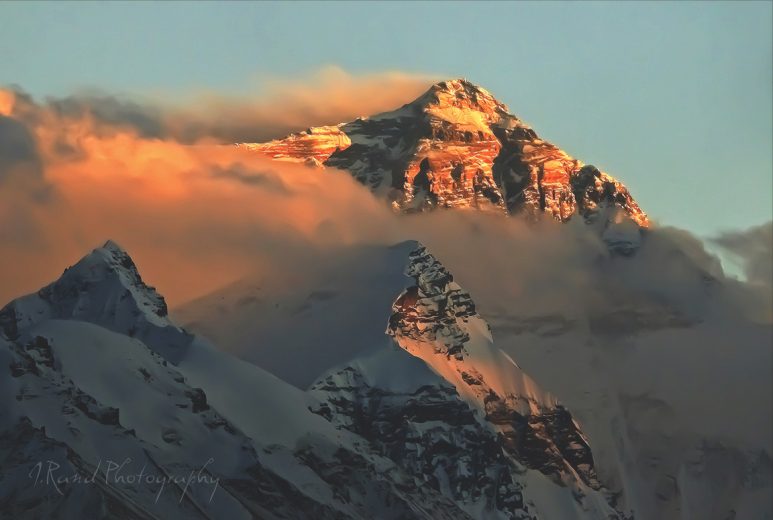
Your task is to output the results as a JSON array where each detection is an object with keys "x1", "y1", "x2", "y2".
[{"x1": 0, "y1": 0, "x2": 771, "y2": 237}]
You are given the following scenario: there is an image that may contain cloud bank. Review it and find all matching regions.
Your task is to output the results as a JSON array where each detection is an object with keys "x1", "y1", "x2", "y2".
[
  {"x1": 0, "y1": 67, "x2": 769, "y2": 328},
  {"x1": 4, "y1": 66, "x2": 436, "y2": 145},
  {"x1": 0, "y1": 68, "x2": 438, "y2": 304}
]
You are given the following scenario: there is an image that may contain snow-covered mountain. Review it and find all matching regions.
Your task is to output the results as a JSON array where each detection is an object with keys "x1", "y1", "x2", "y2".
[
  {"x1": 1, "y1": 240, "x2": 635, "y2": 519},
  {"x1": 238, "y1": 78, "x2": 648, "y2": 229},
  {"x1": 0, "y1": 240, "x2": 193, "y2": 363},
  {"x1": 176, "y1": 231, "x2": 772, "y2": 520},
  {"x1": 309, "y1": 244, "x2": 623, "y2": 518}
]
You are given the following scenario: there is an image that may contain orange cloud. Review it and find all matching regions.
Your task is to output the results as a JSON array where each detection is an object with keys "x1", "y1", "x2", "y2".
[
  {"x1": 3, "y1": 66, "x2": 438, "y2": 147},
  {"x1": 0, "y1": 68, "x2": 435, "y2": 304},
  {"x1": 0, "y1": 90, "x2": 14, "y2": 116},
  {"x1": 0, "y1": 135, "x2": 396, "y2": 304},
  {"x1": 159, "y1": 66, "x2": 439, "y2": 143}
]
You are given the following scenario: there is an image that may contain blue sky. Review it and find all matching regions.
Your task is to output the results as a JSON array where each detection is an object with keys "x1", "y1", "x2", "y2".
[{"x1": 1, "y1": 1, "x2": 771, "y2": 236}]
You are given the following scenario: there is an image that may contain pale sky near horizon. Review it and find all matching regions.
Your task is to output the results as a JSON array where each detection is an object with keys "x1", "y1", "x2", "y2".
[{"x1": 1, "y1": 1, "x2": 771, "y2": 238}]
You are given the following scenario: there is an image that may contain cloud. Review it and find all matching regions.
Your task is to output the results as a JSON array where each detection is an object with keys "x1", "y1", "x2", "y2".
[
  {"x1": 712, "y1": 221, "x2": 773, "y2": 289},
  {"x1": 0, "y1": 115, "x2": 42, "y2": 180},
  {"x1": 0, "y1": 134, "x2": 394, "y2": 305},
  {"x1": 2, "y1": 66, "x2": 437, "y2": 147},
  {"x1": 709, "y1": 222, "x2": 773, "y2": 320},
  {"x1": 210, "y1": 163, "x2": 290, "y2": 192},
  {"x1": 158, "y1": 66, "x2": 438, "y2": 143},
  {"x1": 0, "y1": 67, "x2": 433, "y2": 305},
  {"x1": 0, "y1": 65, "x2": 438, "y2": 302},
  {"x1": 0, "y1": 112, "x2": 51, "y2": 203},
  {"x1": 47, "y1": 94, "x2": 166, "y2": 139}
]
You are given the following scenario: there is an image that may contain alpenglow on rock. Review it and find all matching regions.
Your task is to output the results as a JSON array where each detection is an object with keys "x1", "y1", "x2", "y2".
[{"x1": 239, "y1": 79, "x2": 649, "y2": 226}]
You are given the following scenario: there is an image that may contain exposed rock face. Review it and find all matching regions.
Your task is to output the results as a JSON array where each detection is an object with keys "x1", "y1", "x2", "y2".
[
  {"x1": 310, "y1": 363, "x2": 533, "y2": 519},
  {"x1": 569, "y1": 165, "x2": 645, "y2": 226},
  {"x1": 240, "y1": 79, "x2": 649, "y2": 227}
]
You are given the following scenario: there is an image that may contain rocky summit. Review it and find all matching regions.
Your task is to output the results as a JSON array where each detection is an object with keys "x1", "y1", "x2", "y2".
[{"x1": 239, "y1": 79, "x2": 649, "y2": 226}]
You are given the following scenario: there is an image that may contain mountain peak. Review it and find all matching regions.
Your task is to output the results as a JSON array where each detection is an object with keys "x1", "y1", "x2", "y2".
[
  {"x1": 101, "y1": 238, "x2": 126, "y2": 253},
  {"x1": 75, "y1": 241, "x2": 158, "y2": 302},
  {"x1": 412, "y1": 78, "x2": 510, "y2": 118},
  {"x1": 383, "y1": 242, "x2": 601, "y2": 487},
  {"x1": 0, "y1": 241, "x2": 192, "y2": 361},
  {"x1": 427, "y1": 78, "x2": 493, "y2": 97},
  {"x1": 430, "y1": 77, "x2": 485, "y2": 94},
  {"x1": 240, "y1": 79, "x2": 649, "y2": 228}
]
